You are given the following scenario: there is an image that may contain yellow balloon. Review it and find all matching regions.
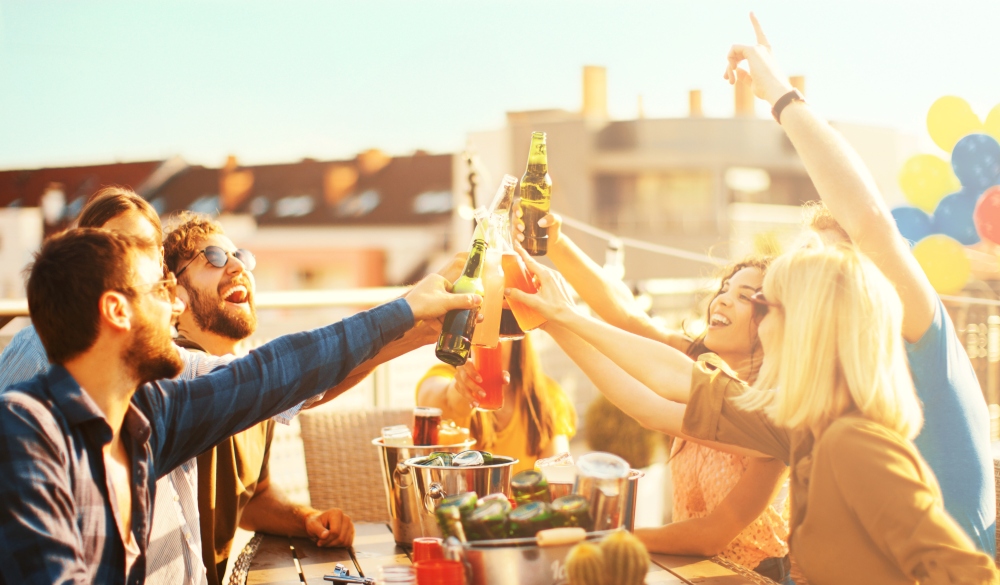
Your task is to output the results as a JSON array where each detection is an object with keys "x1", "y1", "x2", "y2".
[
  {"x1": 926, "y1": 96, "x2": 982, "y2": 153},
  {"x1": 898, "y1": 154, "x2": 960, "y2": 212},
  {"x1": 912, "y1": 234, "x2": 971, "y2": 294},
  {"x1": 984, "y1": 103, "x2": 1000, "y2": 144}
]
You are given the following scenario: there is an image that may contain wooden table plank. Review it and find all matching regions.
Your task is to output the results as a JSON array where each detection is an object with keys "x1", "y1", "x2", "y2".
[
  {"x1": 245, "y1": 536, "x2": 304, "y2": 585},
  {"x1": 350, "y1": 523, "x2": 411, "y2": 578},
  {"x1": 291, "y1": 537, "x2": 356, "y2": 584},
  {"x1": 650, "y1": 553, "x2": 754, "y2": 584}
]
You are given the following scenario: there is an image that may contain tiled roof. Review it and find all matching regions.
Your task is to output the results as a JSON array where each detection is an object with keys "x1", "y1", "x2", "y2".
[
  {"x1": 150, "y1": 153, "x2": 454, "y2": 226},
  {"x1": 0, "y1": 160, "x2": 162, "y2": 210}
]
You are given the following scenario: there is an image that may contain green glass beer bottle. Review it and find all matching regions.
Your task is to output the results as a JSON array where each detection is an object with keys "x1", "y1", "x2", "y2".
[
  {"x1": 518, "y1": 132, "x2": 552, "y2": 256},
  {"x1": 464, "y1": 499, "x2": 511, "y2": 541},
  {"x1": 551, "y1": 495, "x2": 593, "y2": 531},
  {"x1": 435, "y1": 235, "x2": 487, "y2": 366},
  {"x1": 507, "y1": 501, "x2": 556, "y2": 538},
  {"x1": 511, "y1": 469, "x2": 551, "y2": 505}
]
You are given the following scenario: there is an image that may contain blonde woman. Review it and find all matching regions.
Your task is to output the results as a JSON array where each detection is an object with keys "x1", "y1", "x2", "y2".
[{"x1": 508, "y1": 242, "x2": 997, "y2": 583}]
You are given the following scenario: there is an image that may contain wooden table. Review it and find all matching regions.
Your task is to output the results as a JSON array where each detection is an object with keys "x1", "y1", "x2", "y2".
[{"x1": 240, "y1": 523, "x2": 770, "y2": 585}]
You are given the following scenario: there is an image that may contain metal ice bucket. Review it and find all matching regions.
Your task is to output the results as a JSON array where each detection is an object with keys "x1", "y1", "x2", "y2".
[
  {"x1": 455, "y1": 530, "x2": 618, "y2": 585},
  {"x1": 405, "y1": 455, "x2": 519, "y2": 538},
  {"x1": 373, "y1": 437, "x2": 475, "y2": 545},
  {"x1": 549, "y1": 469, "x2": 644, "y2": 531}
]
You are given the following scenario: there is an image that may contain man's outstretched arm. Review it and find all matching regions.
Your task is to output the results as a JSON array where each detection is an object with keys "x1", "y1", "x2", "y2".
[{"x1": 727, "y1": 13, "x2": 937, "y2": 342}]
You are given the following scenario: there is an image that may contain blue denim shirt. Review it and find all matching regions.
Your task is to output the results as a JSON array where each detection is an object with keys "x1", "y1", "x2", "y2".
[{"x1": 0, "y1": 299, "x2": 412, "y2": 585}]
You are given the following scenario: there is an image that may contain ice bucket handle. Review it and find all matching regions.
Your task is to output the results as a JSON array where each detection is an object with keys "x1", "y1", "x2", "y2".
[
  {"x1": 424, "y1": 482, "x2": 447, "y2": 513},
  {"x1": 393, "y1": 462, "x2": 411, "y2": 488}
]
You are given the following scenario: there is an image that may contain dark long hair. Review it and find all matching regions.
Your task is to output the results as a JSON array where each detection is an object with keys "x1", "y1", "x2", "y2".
[
  {"x1": 672, "y1": 255, "x2": 771, "y2": 460},
  {"x1": 470, "y1": 334, "x2": 573, "y2": 459}
]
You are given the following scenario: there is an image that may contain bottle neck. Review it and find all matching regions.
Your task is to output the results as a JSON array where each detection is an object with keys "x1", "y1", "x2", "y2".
[
  {"x1": 461, "y1": 240, "x2": 487, "y2": 279},
  {"x1": 525, "y1": 135, "x2": 548, "y2": 171}
]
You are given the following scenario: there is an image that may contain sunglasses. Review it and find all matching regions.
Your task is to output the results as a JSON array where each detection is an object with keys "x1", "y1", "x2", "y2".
[
  {"x1": 129, "y1": 272, "x2": 178, "y2": 303},
  {"x1": 176, "y1": 246, "x2": 256, "y2": 278},
  {"x1": 749, "y1": 291, "x2": 781, "y2": 315}
]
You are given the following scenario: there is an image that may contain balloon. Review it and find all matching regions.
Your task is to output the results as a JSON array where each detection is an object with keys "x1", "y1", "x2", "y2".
[
  {"x1": 927, "y1": 96, "x2": 982, "y2": 152},
  {"x1": 912, "y1": 234, "x2": 971, "y2": 294},
  {"x1": 973, "y1": 185, "x2": 1000, "y2": 245},
  {"x1": 932, "y1": 189, "x2": 981, "y2": 245},
  {"x1": 951, "y1": 134, "x2": 1000, "y2": 192},
  {"x1": 891, "y1": 206, "x2": 933, "y2": 246},
  {"x1": 985, "y1": 103, "x2": 1000, "y2": 144},
  {"x1": 898, "y1": 154, "x2": 960, "y2": 212}
]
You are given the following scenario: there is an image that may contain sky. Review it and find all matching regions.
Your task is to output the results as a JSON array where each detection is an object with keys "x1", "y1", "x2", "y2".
[{"x1": 1, "y1": 0, "x2": 998, "y2": 170}]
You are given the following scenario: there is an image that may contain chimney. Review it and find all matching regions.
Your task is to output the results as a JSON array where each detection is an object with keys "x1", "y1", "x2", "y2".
[
  {"x1": 734, "y1": 77, "x2": 754, "y2": 117},
  {"x1": 219, "y1": 155, "x2": 254, "y2": 212},
  {"x1": 582, "y1": 65, "x2": 608, "y2": 119},
  {"x1": 356, "y1": 148, "x2": 391, "y2": 175},
  {"x1": 689, "y1": 90, "x2": 703, "y2": 117},
  {"x1": 790, "y1": 75, "x2": 806, "y2": 96},
  {"x1": 637, "y1": 94, "x2": 645, "y2": 119}
]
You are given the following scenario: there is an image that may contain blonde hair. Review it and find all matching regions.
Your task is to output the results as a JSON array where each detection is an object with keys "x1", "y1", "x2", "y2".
[{"x1": 737, "y1": 245, "x2": 923, "y2": 439}]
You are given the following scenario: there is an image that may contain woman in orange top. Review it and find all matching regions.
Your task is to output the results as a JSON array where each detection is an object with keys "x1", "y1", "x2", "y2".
[{"x1": 416, "y1": 333, "x2": 576, "y2": 474}]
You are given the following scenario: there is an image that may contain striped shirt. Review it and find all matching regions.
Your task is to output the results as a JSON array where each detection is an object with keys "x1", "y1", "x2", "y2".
[{"x1": 0, "y1": 299, "x2": 412, "y2": 585}]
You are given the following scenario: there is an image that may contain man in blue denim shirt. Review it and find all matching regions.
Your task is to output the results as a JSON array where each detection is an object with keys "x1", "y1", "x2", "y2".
[{"x1": 0, "y1": 228, "x2": 478, "y2": 585}]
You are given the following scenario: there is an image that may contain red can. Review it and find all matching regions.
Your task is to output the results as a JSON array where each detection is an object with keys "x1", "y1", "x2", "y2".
[
  {"x1": 411, "y1": 537, "x2": 444, "y2": 563},
  {"x1": 413, "y1": 407, "x2": 442, "y2": 446},
  {"x1": 414, "y1": 558, "x2": 466, "y2": 585}
]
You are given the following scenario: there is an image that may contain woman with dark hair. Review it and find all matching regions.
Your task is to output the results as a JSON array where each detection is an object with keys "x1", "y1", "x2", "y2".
[
  {"x1": 416, "y1": 332, "x2": 576, "y2": 474},
  {"x1": 513, "y1": 213, "x2": 791, "y2": 583}
]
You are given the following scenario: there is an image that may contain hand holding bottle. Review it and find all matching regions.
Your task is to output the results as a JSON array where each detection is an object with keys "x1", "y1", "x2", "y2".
[
  {"x1": 405, "y1": 274, "x2": 482, "y2": 322},
  {"x1": 451, "y1": 359, "x2": 510, "y2": 409},
  {"x1": 514, "y1": 208, "x2": 565, "y2": 251},
  {"x1": 505, "y1": 245, "x2": 579, "y2": 325}
]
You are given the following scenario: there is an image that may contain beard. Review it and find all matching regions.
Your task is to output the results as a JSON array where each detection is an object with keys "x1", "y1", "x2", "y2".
[
  {"x1": 125, "y1": 310, "x2": 184, "y2": 384},
  {"x1": 185, "y1": 281, "x2": 257, "y2": 341}
]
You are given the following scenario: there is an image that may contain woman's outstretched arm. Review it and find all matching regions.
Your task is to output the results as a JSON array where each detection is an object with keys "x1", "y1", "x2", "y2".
[
  {"x1": 508, "y1": 248, "x2": 697, "y2": 404},
  {"x1": 546, "y1": 323, "x2": 769, "y2": 459}
]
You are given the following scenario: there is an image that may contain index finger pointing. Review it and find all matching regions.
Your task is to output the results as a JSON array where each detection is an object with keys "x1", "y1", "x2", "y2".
[{"x1": 749, "y1": 12, "x2": 770, "y2": 47}]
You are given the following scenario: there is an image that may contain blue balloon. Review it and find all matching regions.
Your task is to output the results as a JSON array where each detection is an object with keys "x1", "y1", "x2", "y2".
[
  {"x1": 951, "y1": 134, "x2": 1000, "y2": 192},
  {"x1": 932, "y1": 189, "x2": 981, "y2": 245},
  {"x1": 891, "y1": 206, "x2": 933, "y2": 246}
]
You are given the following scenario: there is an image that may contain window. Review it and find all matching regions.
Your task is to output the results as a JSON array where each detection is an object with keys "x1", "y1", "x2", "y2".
[
  {"x1": 413, "y1": 191, "x2": 452, "y2": 214},
  {"x1": 275, "y1": 195, "x2": 315, "y2": 218}
]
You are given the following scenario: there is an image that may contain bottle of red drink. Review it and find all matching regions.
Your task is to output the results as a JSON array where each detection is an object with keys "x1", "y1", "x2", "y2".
[{"x1": 472, "y1": 344, "x2": 504, "y2": 411}]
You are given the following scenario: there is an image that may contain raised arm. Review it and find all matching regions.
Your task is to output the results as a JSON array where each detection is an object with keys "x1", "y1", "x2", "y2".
[
  {"x1": 145, "y1": 274, "x2": 480, "y2": 474},
  {"x1": 546, "y1": 323, "x2": 768, "y2": 459},
  {"x1": 506, "y1": 248, "x2": 696, "y2": 404},
  {"x1": 515, "y1": 210, "x2": 687, "y2": 348},
  {"x1": 727, "y1": 14, "x2": 936, "y2": 342}
]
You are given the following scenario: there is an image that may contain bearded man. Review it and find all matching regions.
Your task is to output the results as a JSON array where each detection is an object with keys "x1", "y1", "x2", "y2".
[
  {"x1": 163, "y1": 214, "x2": 375, "y2": 583},
  {"x1": 0, "y1": 227, "x2": 477, "y2": 584}
]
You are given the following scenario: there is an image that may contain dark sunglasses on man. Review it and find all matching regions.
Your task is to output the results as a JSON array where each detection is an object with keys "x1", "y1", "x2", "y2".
[{"x1": 175, "y1": 246, "x2": 256, "y2": 278}]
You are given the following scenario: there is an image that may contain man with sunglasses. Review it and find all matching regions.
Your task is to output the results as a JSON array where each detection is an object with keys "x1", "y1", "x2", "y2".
[
  {"x1": 162, "y1": 214, "x2": 359, "y2": 584},
  {"x1": 0, "y1": 220, "x2": 477, "y2": 584}
]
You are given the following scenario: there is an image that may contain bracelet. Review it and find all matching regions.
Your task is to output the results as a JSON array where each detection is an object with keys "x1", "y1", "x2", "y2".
[{"x1": 771, "y1": 89, "x2": 805, "y2": 124}]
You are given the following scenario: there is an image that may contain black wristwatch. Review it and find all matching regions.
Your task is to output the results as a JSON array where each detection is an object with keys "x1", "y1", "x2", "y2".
[{"x1": 771, "y1": 89, "x2": 805, "y2": 124}]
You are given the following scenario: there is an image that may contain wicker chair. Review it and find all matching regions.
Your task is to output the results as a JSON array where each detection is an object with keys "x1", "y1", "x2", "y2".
[{"x1": 298, "y1": 407, "x2": 411, "y2": 523}]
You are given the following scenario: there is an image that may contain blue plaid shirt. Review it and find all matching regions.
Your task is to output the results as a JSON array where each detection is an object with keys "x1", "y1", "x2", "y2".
[{"x1": 0, "y1": 299, "x2": 412, "y2": 585}]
